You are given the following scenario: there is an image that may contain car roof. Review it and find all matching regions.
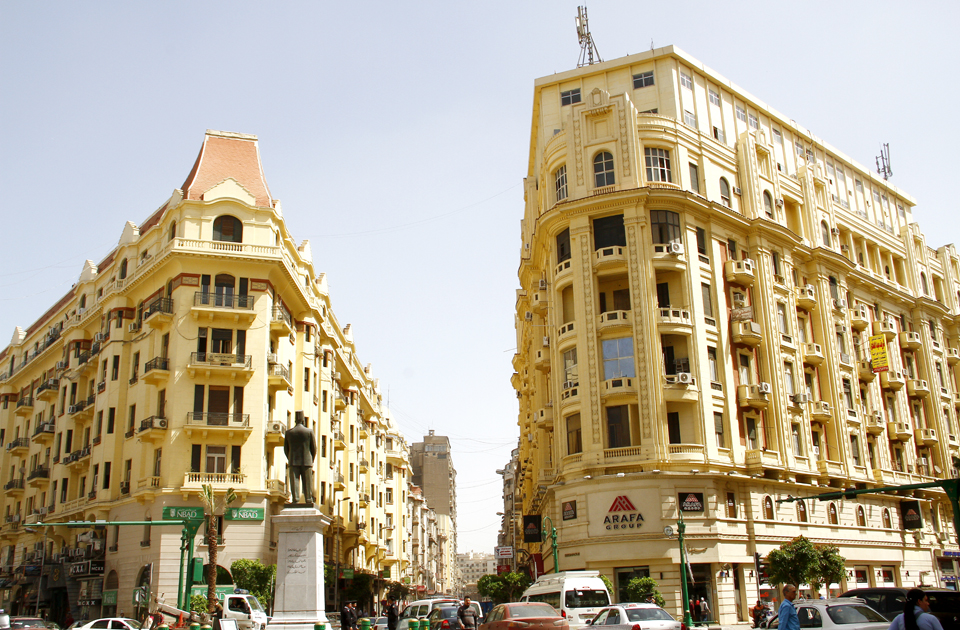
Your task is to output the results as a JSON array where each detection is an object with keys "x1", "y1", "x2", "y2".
[{"x1": 618, "y1": 604, "x2": 662, "y2": 608}]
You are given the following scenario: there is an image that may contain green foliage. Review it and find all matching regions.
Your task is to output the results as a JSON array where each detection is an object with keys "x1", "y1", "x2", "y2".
[
  {"x1": 476, "y1": 572, "x2": 532, "y2": 603},
  {"x1": 199, "y1": 484, "x2": 239, "y2": 613},
  {"x1": 231, "y1": 558, "x2": 276, "y2": 613},
  {"x1": 346, "y1": 572, "x2": 374, "y2": 606},
  {"x1": 766, "y1": 536, "x2": 847, "y2": 592},
  {"x1": 386, "y1": 581, "x2": 411, "y2": 601},
  {"x1": 190, "y1": 594, "x2": 208, "y2": 614},
  {"x1": 599, "y1": 574, "x2": 614, "y2": 595},
  {"x1": 620, "y1": 577, "x2": 665, "y2": 608}
]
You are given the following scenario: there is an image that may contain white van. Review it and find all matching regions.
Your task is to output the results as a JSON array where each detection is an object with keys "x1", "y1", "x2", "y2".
[{"x1": 520, "y1": 571, "x2": 611, "y2": 629}]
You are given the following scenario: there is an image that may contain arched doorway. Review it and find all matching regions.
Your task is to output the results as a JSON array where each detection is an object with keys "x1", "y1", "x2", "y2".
[{"x1": 102, "y1": 570, "x2": 120, "y2": 617}]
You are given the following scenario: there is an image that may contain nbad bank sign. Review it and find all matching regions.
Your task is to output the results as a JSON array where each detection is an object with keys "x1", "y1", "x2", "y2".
[{"x1": 587, "y1": 490, "x2": 663, "y2": 536}]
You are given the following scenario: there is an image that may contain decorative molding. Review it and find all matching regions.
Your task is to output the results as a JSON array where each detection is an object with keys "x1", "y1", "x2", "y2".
[{"x1": 573, "y1": 117, "x2": 584, "y2": 187}]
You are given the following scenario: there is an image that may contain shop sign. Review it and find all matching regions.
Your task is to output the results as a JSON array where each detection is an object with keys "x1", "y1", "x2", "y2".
[
  {"x1": 382, "y1": 566, "x2": 390, "y2": 579},
  {"x1": 495, "y1": 546, "x2": 513, "y2": 559},
  {"x1": 901, "y1": 499, "x2": 923, "y2": 530},
  {"x1": 70, "y1": 561, "x2": 91, "y2": 577},
  {"x1": 189, "y1": 585, "x2": 235, "y2": 599},
  {"x1": 869, "y1": 334, "x2": 889, "y2": 372},
  {"x1": 224, "y1": 507, "x2": 264, "y2": 521},
  {"x1": 163, "y1": 506, "x2": 204, "y2": 521},
  {"x1": 102, "y1": 590, "x2": 118, "y2": 606},
  {"x1": 679, "y1": 493, "x2": 705, "y2": 512},
  {"x1": 523, "y1": 515, "x2": 542, "y2": 543},
  {"x1": 89, "y1": 560, "x2": 105, "y2": 576},
  {"x1": 603, "y1": 495, "x2": 645, "y2": 531},
  {"x1": 78, "y1": 598, "x2": 101, "y2": 607},
  {"x1": 562, "y1": 500, "x2": 577, "y2": 520},
  {"x1": 496, "y1": 565, "x2": 510, "y2": 575},
  {"x1": 343, "y1": 568, "x2": 354, "y2": 580}
]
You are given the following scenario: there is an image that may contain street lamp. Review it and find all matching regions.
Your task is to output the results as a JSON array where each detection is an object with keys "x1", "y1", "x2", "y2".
[
  {"x1": 540, "y1": 516, "x2": 558, "y2": 574},
  {"x1": 23, "y1": 527, "x2": 46, "y2": 617}
]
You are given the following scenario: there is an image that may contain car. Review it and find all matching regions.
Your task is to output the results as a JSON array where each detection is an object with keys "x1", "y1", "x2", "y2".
[
  {"x1": 587, "y1": 604, "x2": 680, "y2": 630},
  {"x1": 372, "y1": 618, "x2": 389, "y2": 630},
  {"x1": 402, "y1": 599, "x2": 462, "y2": 620},
  {"x1": 759, "y1": 598, "x2": 888, "y2": 630},
  {"x1": 424, "y1": 605, "x2": 463, "y2": 630},
  {"x1": 840, "y1": 588, "x2": 960, "y2": 630},
  {"x1": 9, "y1": 619, "x2": 49, "y2": 630},
  {"x1": 479, "y1": 602, "x2": 568, "y2": 630},
  {"x1": 73, "y1": 620, "x2": 142, "y2": 630}
]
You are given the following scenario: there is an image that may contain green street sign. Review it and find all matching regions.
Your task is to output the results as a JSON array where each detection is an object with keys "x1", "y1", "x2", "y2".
[
  {"x1": 224, "y1": 507, "x2": 265, "y2": 521},
  {"x1": 133, "y1": 586, "x2": 149, "y2": 606},
  {"x1": 163, "y1": 506, "x2": 204, "y2": 520},
  {"x1": 190, "y1": 584, "x2": 236, "y2": 599},
  {"x1": 343, "y1": 568, "x2": 354, "y2": 579},
  {"x1": 102, "y1": 590, "x2": 118, "y2": 606},
  {"x1": 382, "y1": 566, "x2": 391, "y2": 579}
]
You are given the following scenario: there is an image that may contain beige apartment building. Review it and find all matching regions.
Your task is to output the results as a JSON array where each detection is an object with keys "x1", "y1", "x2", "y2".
[
  {"x1": 0, "y1": 130, "x2": 411, "y2": 621},
  {"x1": 510, "y1": 46, "x2": 960, "y2": 623}
]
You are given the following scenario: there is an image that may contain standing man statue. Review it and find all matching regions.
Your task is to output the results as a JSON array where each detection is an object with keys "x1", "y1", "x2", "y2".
[{"x1": 284, "y1": 410, "x2": 317, "y2": 504}]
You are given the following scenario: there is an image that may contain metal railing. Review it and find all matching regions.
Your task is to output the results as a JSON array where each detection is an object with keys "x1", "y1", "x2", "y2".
[
  {"x1": 193, "y1": 292, "x2": 255, "y2": 310},
  {"x1": 186, "y1": 412, "x2": 250, "y2": 427},
  {"x1": 190, "y1": 353, "x2": 252, "y2": 368}
]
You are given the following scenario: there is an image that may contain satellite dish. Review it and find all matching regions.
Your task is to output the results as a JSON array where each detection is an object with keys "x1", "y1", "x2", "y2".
[{"x1": 934, "y1": 465, "x2": 943, "y2": 474}]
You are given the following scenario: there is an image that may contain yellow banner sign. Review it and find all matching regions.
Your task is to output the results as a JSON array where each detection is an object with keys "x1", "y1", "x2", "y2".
[{"x1": 869, "y1": 334, "x2": 889, "y2": 372}]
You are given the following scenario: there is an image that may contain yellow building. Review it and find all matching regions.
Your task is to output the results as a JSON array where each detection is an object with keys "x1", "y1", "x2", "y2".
[
  {"x1": 511, "y1": 46, "x2": 960, "y2": 622},
  {"x1": 0, "y1": 130, "x2": 409, "y2": 621}
]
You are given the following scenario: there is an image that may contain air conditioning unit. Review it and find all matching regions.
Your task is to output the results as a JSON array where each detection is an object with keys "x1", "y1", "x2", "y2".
[
  {"x1": 128, "y1": 323, "x2": 140, "y2": 333},
  {"x1": 831, "y1": 227, "x2": 840, "y2": 236},
  {"x1": 668, "y1": 242, "x2": 684, "y2": 255},
  {"x1": 538, "y1": 279, "x2": 548, "y2": 290},
  {"x1": 272, "y1": 423, "x2": 283, "y2": 432},
  {"x1": 833, "y1": 298, "x2": 848, "y2": 309},
  {"x1": 733, "y1": 292, "x2": 746, "y2": 307},
  {"x1": 94, "y1": 332, "x2": 106, "y2": 342},
  {"x1": 157, "y1": 419, "x2": 168, "y2": 428},
  {"x1": 758, "y1": 382, "x2": 772, "y2": 394},
  {"x1": 524, "y1": 312, "x2": 533, "y2": 321},
  {"x1": 542, "y1": 336, "x2": 550, "y2": 347},
  {"x1": 792, "y1": 393, "x2": 810, "y2": 404},
  {"x1": 775, "y1": 198, "x2": 784, "y2": 208},
  {"x1": 733, "y1": 186, "x2": 742, "y2": 195},
  {"x1": 55, "y1": 361, "x2": 66, "y2": 371},
  {"x1": 677, "y1": 372, "x2": 693, "y2": 384},
  {"x1": 920, "y1": 456, "x2": 928, "y2": 465},
  {"x1": 562, "y1": 381, "x2": 576, "y2": 390},
  {"x1": 840, "y1": 244, "x2": 850, "y2": 252},
  {"x1": 36, "y1": 507, "x2": 47, "y2": 515}
]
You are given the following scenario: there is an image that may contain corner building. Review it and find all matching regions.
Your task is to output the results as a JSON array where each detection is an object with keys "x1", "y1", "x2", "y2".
[
  {"x1": 512, "y1": 46, "x2": 960, "y2": 622},
  {"x1": 0, "y1": 131, "x2": 409, "y2": 621}
]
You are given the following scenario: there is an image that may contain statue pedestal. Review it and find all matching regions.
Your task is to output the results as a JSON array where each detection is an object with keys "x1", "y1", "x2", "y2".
[{"x1": 270, "y1": 506, "x2": 332, "y2": 630}]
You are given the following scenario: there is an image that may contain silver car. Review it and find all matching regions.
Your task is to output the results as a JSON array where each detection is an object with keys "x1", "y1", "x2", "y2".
[
  {"x1": 588, "y1": 604, "x2": 681, "y2": 630},
  {"x1": 761, "y1": 598, "x2": 888, "y2": 630}
]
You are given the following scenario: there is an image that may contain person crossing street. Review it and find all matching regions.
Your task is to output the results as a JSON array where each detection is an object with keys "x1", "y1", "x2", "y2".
[{"x1": 458, "y1": 598, "x2": 479, "y2": 630}]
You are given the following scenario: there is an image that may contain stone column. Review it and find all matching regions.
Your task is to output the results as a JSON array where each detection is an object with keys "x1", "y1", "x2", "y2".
[{"x1": 271, "y1": 506, "x2": 332, "y2": 630}]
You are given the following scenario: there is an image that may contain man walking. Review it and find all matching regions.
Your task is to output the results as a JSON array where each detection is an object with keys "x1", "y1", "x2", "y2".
[
  {"x1": 778, "y1": 585, "x2": 799, "y2": 630},
  {"x1": 699, "y1": 597, "x2": 710, "y2": 623},
  {"x1": 458, "y1": 598, "x2": 479, "y2": 630},
  {"x1": 386, "y1": 598, "x2": 400, "y2": 630}
]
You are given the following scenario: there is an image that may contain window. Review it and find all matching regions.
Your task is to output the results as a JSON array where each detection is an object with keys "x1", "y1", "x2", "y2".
[
  {"x1": 696, "y1": 227, "x2": 707, "y2": 255},
  {"x1": 701, "y1": 283, "x2": 714, "y2": 317},
  {"x1": 562, "y1": 348, "x2": 578, "y2": 386},
  {"x1": 111, "y1": 356, "x2": 119, "y2": 381},
  {"x1": 561, "y1": 89, "x2": 581, "y2": 106},
  {"x1": 680, "y1": 71, "x2": 693, "y2": 89},
  {"x1": 821, "y1": 221, "x2": 831, "y2": 247},
  {"x1": 849, "y1": 434, "x2": 861, "y2": 467},
  {"x1": 683, "y1": 110, "x2": 697, "y2": 127},
  {"x1": 777, "y1": 304, "x2": 789, "y2": 335},
  {"x1": 566, "y1": 414, "x2": 582, "y2": 454},
  {"x1": 651, "y1": 210, "x2": 681, "y2": 244},
  {"x1": 689, "y1": 163, "x2": 700, "y2": 193},
  {"x1": 763, "y1": 496, "x2": 775, "y2": 520},
  {"x1": 726, "y1": 492, "x2": 737, "y2": 518},
  {"x1": 118, "y1": 259, "x2": 128, "y2": 280},
  {"x1": 763, "y1": 191, "x2": 774, "y2": 217},
  {"x1": 736, "y1": 105, "x2": 746, "y2": 123},
  {"x1": 828, "y1": 503, "x2": 839, "y2": 525},
  {"x1": 842, "y1": 378, "x2": 854, "y2": 409},
  {"x1": 784, "y1": 362, "x2": 795, "y2": 396},
  {"x1": 213, "y1": 216, "x2": 243, "y2": 243},
  {"x1": 602, "y1": 338, "x2": 635, "y2": 379},
  {"x1": 556, "y1": 228, "x2": 571, "y2": 263},
  {"x1": 555, "y1": 165, "x2": 568, "y2": 201},
  {"x1": 644, "y1": 148, "x2": 672, "y2": 183},
  {"x1": 714, "y1": 412, "x2": 725, "y2": 448},
  {"x1": 206, "y1": 446, "x2": 227, "y2": 473},
  {"x1": 708, "y1": 89, "x2": 721, "y2": 106},
  {"x1": 772, "y1": 129, "x2": 782, "y2": 144},
  {"x1": 882, "y1": 509, "x2": 892, "y2": 529},
  {"x1": 667, "y1": 412, "x2": 681, "y2": 444},
  {"x1": 713, "y1": 127, "x2": 725, "y2": 143},
  {"x1": 632, "y1": 71, "x2": 654, "y2": 88},
  {"x1": 593, "y1": 215, "x2": 626, "y2": 249},
  {"x1": 707, "y1": 347, "x2": 718, "y2": 382},
  {"x1": 593, "y1": 152, "x2": 615, "y2": 187},
  {"x1": 719, "y1": 178, "x2": 731, "y2": 207},
  {"x1": 748, "y1": 113, "x2": 759, "y2": 130},
  {"x1": 797, "y1": 500, "x2": 808, "y2": 522},
  {"x1": 606, "y1": 406, "x2": 630, "y2": 448},
  {"x1": 856, "y1": 506, "x2": 866, "y2": 527}
]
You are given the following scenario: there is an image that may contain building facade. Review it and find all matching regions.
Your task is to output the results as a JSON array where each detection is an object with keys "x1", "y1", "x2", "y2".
[
  {"x1": 457, "y1": 551, "x2": 496, "y2": 599},
  {"x1": 0, "y1": 130, "x2": 412, "y2": 621},
  {"x1": 511, "y1": 46, "x2": 960, "y2": 623}
]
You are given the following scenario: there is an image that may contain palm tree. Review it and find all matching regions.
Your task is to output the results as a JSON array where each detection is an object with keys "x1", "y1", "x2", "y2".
[{"x1": 199, "y1": 483, "x2": 238, "y2": 614}]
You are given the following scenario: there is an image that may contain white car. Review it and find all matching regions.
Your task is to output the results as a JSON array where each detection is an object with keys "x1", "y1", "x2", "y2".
[
  {"x1": 73, "y1": 620, "x2": 142, "y2": 630},
  {"x1": 588, "y1": 604, "x2": 681, "y2": 630}
]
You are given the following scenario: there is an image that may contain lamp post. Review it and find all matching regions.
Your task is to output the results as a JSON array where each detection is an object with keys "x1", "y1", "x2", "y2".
[
  {"x1": 540, "y1": 516, "x2": 559, "y2": 574},
  {"x1": 23, "y1": 527, "x2": 46, "y2": 617},
  {"x1": 676, "y1": 512, "x2": 693, "y2": 627}
]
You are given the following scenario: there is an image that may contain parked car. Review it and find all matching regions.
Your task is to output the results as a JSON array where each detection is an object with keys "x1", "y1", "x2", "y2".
[
  {"x1": 73, "y1": 620, "x2": 142, "y2": 630},
  {"x1": 479, "y1": 602, "x2": 568, "y2": 630},
  {"x1": 372, "y1": 617, "x2": 389, "y2": 630},
  {"x1": 9, "y1": 619, "x2": 49, "y2": 630},
  {"x1": 520, "y1": 570, "x2": 611, "y2": 630},
  {"x1": 424, "y1": 605, "x2": 463, "y2": 630},
  {"x1": 759, "y1": 598, "x2": 888, "y2": 630},
  {"x1": 840, "y1": 587, "x2": 960, "y2": 630},
  {"x1": 587, "y1": 604, "x2": 681, "y2": 630},
  {"x1": 402, "y1": 599, "x2": 461, "y2": 620}
]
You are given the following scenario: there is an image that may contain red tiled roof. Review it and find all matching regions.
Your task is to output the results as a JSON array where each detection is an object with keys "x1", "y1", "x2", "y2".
[{"x1": 181, "y1": 130, "x2": 273, "y2": 208}]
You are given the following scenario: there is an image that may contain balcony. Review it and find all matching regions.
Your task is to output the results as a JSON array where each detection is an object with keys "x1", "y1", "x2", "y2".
[
  {"x1": 531, "y1": 291, "x2": 547, "y2": 313},
  {"x1": 872, "y1": 319, "x2": 897, "y2": 341},
  {"x1": 602, "y1": 376, "x2": 636, "y2": 399},
  {"x1": 65, "y1": 445, "x2": 92, "y2": 469},
  {"x1": 810, "y1": 400, "x2": 832, "y2": 421},
  {"x1": 535, "y1": 406, "x2": 554, "y2": 430},
  {"x1": 858, "y1": 360, "x2": 876, "y2": 382},
  {"x1": 651, "y1": 242, "x2": 686, "y2": 271},
  {"x1": 534, "y1": 348, "x2": 550, "y2": 371},
  {"x1": 265, "y1": 420, "x2": 286, "y2": 447},
  {"x1": 557, "y1": 321, "x2": 576, "y2": 345},
  {"x1": 724, "y1": 258, "x2": 756, "y2": 286},
  {"x1": 594, "y1": 245, "x2": 627, "y2": 269},
  {"x1": 187, "y1": 352, "x2": 253, "y2": 378},
  {"x1": 803, "y1": 343, "x2": 825, "y2": 365},
  {"x1": 333, "y1": 471, "x2": 345, "y2": 491},
  {"x1": 796, "y1": 285, "x2": 817, "y2": 310},
  {"x1": 359, "y1": 459, "x2": 369, "y2": 473},
  {"x1": 333, "y1": 431, "x2": 346, "y2": 450},
  {"x1": 738, "y1": 383, "x2": 770, "y2": 409},
  {"x1": 14, "y1": 396, "x2": 34, "y2": 416},
  {"x1": 184, "y1": 412, "x2": 252, "y2": 439},
  {"x1": 888, "y1": 422, "x2": 912, "y2": 442},
  {"x1": 271, "y1": 306, "x2": 294, "y2": 335},
  {"x1": 657, "y1": 308, "x2": 692, "y2": 333},
  {"x1": 32, "y1": 422, "x2": 55, "y2": 443},
  {"x1": 907, "y1": 379, "x2": 930, "y2": 398},
  {"x1": 181, "y1": 471, "x2": 247, "y2": 493},
  {"x1": 36, "y1": 378, "x2": 59, "y2": 401},
  {"x1": 865, "y1": 412, "x2": 885, "y2": 435},
  {"x1": 732, "y1": 320, "x2": 762, "y2": 346},
  {"x1": 138, "y1": 415, "x2": 169, "y2": 442},
  {"x1": 268, "y1": 363, "x2": 292, "y2": 391},
  {"x1": 27, "y1": 467, "x2": 49, "y2": 488},
  {"x1": 817, "y1": 460, "x2": 843, "y2": 478},
  {"x1": 4, "y1": 479, "x2": 24, "y2": 494},
  {"x1": 67, "y1": 398, "x2": 90, "y2": 417},
  {"x1": 880, "y1": 370, "x2": 905, "y2": 390},
  {"x1": 598, "y1": 310, "x2": 631, "y2": 331},
  {"x1": 664, "y1": 373, "x2": 699, "y2": 402},
  {"x1": 745, "y1": 449, "x2": 781, "y2": 472},
  {"x1": 948, "y1": 347, "x2": 960, "y2": 365},
  {"x1": 850, "y1": 305, "x2": 869, "y2": 330},
  {"x1": 916, "y1": 428, "x2": 938, "y2": 446},
  {"x1": 554, "y1": 258, "x2": 573, "y2": 285},
  {"x1": 191, "y1": 291, "x2": 256, "y2": 323},
  {"x1": 667, "y1": 443, "x2": 705, "y2": 463},
  {"x1": 266, "y1": 477, "x2": 287, "y2": 500},
  {"x1": 143, "y1": 357, "x2": 171, "y2": 383},
  {"x1": 144, "y1": 297, "x2": 174, "y2": 328},
  {"x1": 899, "y1": 331, "x2": 922, "y2": 351},
  {"x1": 6, "y1": 437, "x2": 29, "y2": 454}
]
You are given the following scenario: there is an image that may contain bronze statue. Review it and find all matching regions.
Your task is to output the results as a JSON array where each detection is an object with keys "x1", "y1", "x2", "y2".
[{"x1": 284, "y1": 410, "x2": 317, "y2": 504}]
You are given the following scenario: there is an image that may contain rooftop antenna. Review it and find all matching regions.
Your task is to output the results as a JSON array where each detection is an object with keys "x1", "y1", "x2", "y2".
[
  {"x1": 576, "y1": 6, "x2": 602, "y2": 68},
  {"x1": 876, "y1": 143, "x2": 892, "y2": 180}
]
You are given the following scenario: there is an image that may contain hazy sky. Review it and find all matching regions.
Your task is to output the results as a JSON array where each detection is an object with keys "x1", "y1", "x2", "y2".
[{"x1": 2, "y1": 1, "x2": 958, "y2": 555}]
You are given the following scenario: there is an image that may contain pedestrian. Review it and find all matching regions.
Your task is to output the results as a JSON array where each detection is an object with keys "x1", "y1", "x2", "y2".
[
  {"x1": 692, "y1": 598, "x2": 702, "y2": 623},
  {"x1": 752, "y1": 600, "x2": 765, "y2": 628},
  {"x1": 700, "y1": 597, "x2": 710, "y2": 623},
  {"x1": 342, "y1": 601, "x2": 354, "y2": 630},
  {"x1": 386, "y1": 599, "x2": 399, "y2": 630},
  {"x1": 351, "y1": 602, "x2": 360, "y2": 630},
  {"x1": 886, "y1": 589, "x2": 942, "y2": 630},
  {"x1": 778, "y1": 585, "x2": 799, "y2": 630},
  {"x1": 458, "y1": 597, "x2": 478, "y2": 630}
]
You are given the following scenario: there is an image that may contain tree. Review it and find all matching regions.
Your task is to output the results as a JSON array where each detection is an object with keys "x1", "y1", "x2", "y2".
[
  {"x1": 386, "y1": 581, "x2": 411, "y2": 602},
  {"x1": 199, "y1": 484, "x2": 238, "y2": 614},
  {"x1": 766, "y1": 536, "x2": 847, "y2": 593},
  {"x1": 477, "y1": 572, "x2": 532, "y2": 603},
  {"x1": 620, "y1": 577, "x2": 665, "y2": 607},
  {"x1": 231, "y1": 559, "x2": 276, "y2": 613},
  {"x1": 599, "y1": 574, "x2": 614, "y2": 595},
  {"x1": 191, "y1": 594, "x2": 208, "y2": 614}
]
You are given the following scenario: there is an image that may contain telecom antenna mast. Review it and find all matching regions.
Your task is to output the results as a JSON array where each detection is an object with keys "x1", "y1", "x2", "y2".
[
  {"x1": 876, "y1": 143, "x2": 893, "y2": 180},
  {"x1": 576, "y1": 6, "x2": 601, "y2": 68}
]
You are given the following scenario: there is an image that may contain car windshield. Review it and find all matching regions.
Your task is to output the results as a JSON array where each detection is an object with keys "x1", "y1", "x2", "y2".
[
  {"x1": 437, "y1": 608, "x2": 459, "y2": 619},
  {"x1": 11, "y1": 620, "x2": 46, "y2": 629},
  {"x1": 626, "y1": 609, "x2": 674, "y2": 622},
  {"x1": 245, "y1": 597, "x2": 264, "y2": 612},
  {"x1": 509, "y1": 605, "x2": 558, "y2": 619},
  {"x1": 826, "y1": 605, "x2": 886, "y2": 624},
  {"x1": 376, "y1": 619, "x2": 387, "y2": 624},
  {"x1": 565, "y1": 590, "x2": 610, "y2": 608}
]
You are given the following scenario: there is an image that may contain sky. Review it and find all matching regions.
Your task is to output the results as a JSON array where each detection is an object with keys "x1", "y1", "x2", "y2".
[{"x1": 1, "y1": 1, "x2": 959, "y2": 556}]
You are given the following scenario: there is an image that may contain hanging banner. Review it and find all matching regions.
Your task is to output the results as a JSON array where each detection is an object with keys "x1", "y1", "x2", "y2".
[
  {"x1": 679, "y1": 493, "x2": 705, "y2": 512},
  {"x1": 562, "y1": 500, "x2": 578, "y2": 520},
  {"x1": 523, "y1": 515, "x2": 543, "y2": 543},
  {"x1": 901, "y1": 499, "x2": 923, "y2": 530},
  {"x1": 869, "y1": 334, "x2": 889, "y2": 372}
]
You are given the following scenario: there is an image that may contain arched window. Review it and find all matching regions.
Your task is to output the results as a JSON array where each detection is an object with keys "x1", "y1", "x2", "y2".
[
  {"x1": 797, "y1": 499, "x2": 808, "y2": 522},
  {"x1": 763, "y1": 496, "x2": 774, "y2": 520},
  {"x1": 719, "y1": 178, "x2": 731, "y2": 207},
  {"x1": 857, "y1": 506, "x2": 866, "y2": 527},
  {"x1": 593, "y1": 152, "x2": 615, "y2": 188},
  {"x1": 763, "y1": 191, "x2": 774, "y2": 217},
  {"x1": 213, "y1": 215, "x2": 243, "y2": 243},
  {"x1": 555, "y1": 165, "x2": 568, "y2": 201},
  {"x1": 828, "y1": 502, "x2": 838, "y2": 525},
  {"x1": 79, "y1": 294, "x2": 86, "y2": 310},
  {"x1": 118, "y1": 259, "x2": 128, "y2": 280},
  {"x1": 821, "y1": 221, "x2": 831, "y2": 247},
  {"x1": 829, "y1": 276, "x2": 840, "y2": 300},
  {"x1": 214, "y1": 274, "x2": 236, "y2": 307},
  {"x1": 169, "y1": 220, "x2": 177, "y2": 242},
  {"x1": 921, "y1": 273, "x2": 929, "y2": 295},
  {"x1": 882, "y1": 508, "x2": 892, "y2": 529}
]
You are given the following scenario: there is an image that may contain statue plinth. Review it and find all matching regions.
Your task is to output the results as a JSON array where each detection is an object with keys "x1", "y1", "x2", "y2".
[{"x1": 270, "y1": 506, "x2": 332, "y2": 630}]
